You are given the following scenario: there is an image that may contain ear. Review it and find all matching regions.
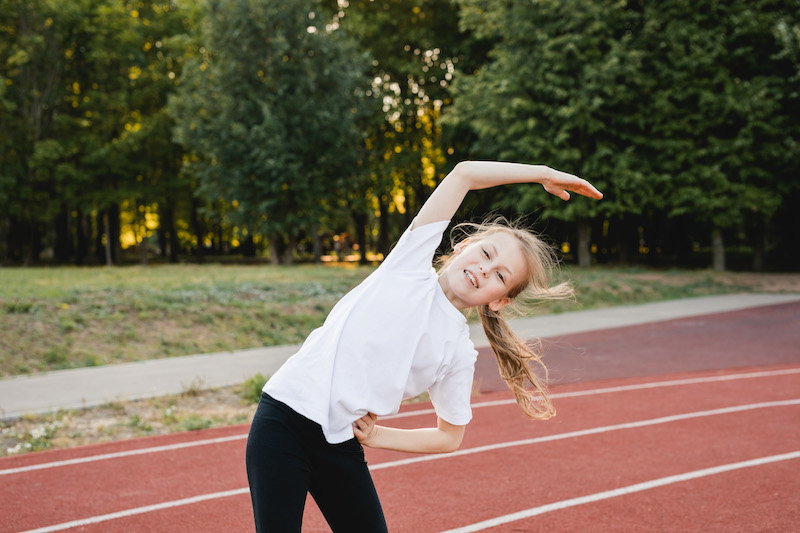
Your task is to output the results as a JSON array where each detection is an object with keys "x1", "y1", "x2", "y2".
[
  {"x1": 453, "y1": 238, "x2": 470, "y2": 255},
  {"x1": 488, "y1": 296, "x2": 511, "y2": 312}
]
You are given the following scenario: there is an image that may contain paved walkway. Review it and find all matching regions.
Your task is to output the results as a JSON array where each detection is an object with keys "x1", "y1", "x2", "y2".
[{"x1": 2, "y1": 293, "x2": 799, "y2": 420}]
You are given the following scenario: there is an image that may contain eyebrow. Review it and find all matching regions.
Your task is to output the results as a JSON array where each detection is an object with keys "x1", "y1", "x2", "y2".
[{"x1": 491, "y1": 244, "x2": 513, "y2": 281}]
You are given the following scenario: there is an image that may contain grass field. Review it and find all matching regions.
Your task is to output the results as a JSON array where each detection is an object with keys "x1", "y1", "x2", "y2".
[{"x1": 1, "y1": 263, "x2": 798, "y2": 378}]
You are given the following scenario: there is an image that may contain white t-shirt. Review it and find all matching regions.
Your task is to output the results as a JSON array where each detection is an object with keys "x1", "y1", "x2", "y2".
[{"x1": 264, "y1": 219, "x2": 478, "y2": 443}]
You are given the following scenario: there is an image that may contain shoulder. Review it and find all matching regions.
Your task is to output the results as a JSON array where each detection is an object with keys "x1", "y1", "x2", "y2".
[{"x1": 380, "y1": 218, "x2": 449, "y2": 272}]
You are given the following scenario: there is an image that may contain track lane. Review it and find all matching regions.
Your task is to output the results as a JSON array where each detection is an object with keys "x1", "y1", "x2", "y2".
[
  {"x1": 474, "y1": 301, "x2": 800, "y2": 392},
  {"x1": 5, "y1": 366, "x2": 798, "y2": 533},
  {"x1": 445, "y1": 453, "x2": 800, "y2": 532},
  {"x1": 370, "y1": 404, "x2": 800, "y2": 532}
]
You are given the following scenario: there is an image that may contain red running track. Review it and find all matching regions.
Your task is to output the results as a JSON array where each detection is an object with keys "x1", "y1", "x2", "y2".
[{"x1": 2, "y1": 302, "x2": 799, "y2": 532}]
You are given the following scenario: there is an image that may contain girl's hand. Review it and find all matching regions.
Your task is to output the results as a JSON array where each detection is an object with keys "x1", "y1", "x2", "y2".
[
  {"x1": 353, "y1": 412, "x2": 378, "y2": 446},
  {"x1": 540, "y1": 167, "x2": 604, "y2": 201},
  {"x1": 413, "y1": 161, "x2": 602, "y2": 229}
]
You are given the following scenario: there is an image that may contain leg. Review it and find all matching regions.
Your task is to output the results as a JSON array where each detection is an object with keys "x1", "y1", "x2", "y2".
[
  {"x1": 246, "y1": 395, "x2": 311, "y2": 532},
  {"x1": 309, "y1": 437, "x2": 388, "y2": 533}
]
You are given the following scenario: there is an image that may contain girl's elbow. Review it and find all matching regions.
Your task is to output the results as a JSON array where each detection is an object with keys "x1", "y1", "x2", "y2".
[
  {"x1": 452, "y1": 160, "x2": 476, "y2": 176},
  {"x1": 441, "y1": 432, "x2": 464, "y2": 453},
  {"x1": 449, "y1": 161, "x2": 477, "y2": 190},
  {"x1": 443, "y1": 441, "x2": 461, "y2": 454}
]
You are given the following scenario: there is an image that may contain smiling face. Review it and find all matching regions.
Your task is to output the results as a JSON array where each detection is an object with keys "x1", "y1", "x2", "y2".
[{"x1": 438, "y1": 231, "x2": 529, "y2": 311}]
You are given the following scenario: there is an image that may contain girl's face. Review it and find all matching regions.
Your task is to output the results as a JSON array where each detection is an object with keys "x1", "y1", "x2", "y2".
[{"x1": 439, "y1": 232, "x2": 528, "y2": 311}]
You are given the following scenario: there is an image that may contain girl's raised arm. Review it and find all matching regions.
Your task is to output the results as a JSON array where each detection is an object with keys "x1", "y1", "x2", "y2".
[{"x1": 413, "y1": 161, "x2": 603, "y2": 229}]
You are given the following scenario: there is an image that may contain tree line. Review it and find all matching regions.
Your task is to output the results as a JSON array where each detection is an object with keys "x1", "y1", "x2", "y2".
[{"x1": 1, "y1": 0, "x2": 798, "y2": 270}]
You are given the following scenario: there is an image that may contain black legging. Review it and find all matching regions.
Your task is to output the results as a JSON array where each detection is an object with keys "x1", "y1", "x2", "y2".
[{"x1": 246, "y1": 393, "x2": 388, "y2": 532}]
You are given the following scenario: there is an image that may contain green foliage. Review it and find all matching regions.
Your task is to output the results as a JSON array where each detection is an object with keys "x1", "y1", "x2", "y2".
[
  {"x1": 338, "y1": 0, "x2": 476, "y2": 253},
  {"x1": 0, "y1": 0, "x2": 798, "y2": 269},
  {"x1": 237, "y1": 373, "x2": 269, "y2": 404},
  {"x1": 170, "y1": 0, "x2": 369, "y2": 260},
  {"x1": 451, "y1": 0, "x2": 668, "y2": 222},
  {"x1": 449, "y1": 0, "x2": 799, "y2": 268},
  {"x1": 177, "y1": 413, "x2": 213, "y2": 431}
]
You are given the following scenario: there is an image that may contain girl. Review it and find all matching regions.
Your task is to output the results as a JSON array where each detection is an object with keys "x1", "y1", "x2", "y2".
[{"x1": 246, "y1": 160, "x2": 603, "y2": 532}]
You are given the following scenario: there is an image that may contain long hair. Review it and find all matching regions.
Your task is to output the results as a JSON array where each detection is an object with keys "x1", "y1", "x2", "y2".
[{"x1": 438, "y1": 217, "x2": 574, "y2": 419}]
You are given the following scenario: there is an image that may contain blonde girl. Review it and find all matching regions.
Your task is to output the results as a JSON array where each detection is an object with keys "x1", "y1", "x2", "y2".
[{"x1": 246, "y1": 161, "x2": 603, "y2": 532}]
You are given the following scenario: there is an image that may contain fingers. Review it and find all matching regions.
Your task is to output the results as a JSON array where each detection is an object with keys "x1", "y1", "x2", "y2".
[
  {"x1": 353, "y1": 413, "x2": 377, "y2": 443},
  {"x1": 546, "y1": 169, "x2": 603, "y2": 201},
  {"x1": 577, "y1": 179, "x2": 603, "y2": 199}
]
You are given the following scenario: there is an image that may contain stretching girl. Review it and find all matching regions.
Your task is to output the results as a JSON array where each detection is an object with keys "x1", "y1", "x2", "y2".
[{"x1": 246, "y1": 160, "x2": 603, "y2": 532}]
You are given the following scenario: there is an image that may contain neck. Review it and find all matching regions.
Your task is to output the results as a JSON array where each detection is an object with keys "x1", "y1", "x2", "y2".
[{"x1": 438, "y1": 271, "x2": 469, "y2": 310}]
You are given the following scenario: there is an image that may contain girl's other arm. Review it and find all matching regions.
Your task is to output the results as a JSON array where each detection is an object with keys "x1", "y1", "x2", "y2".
[
  {"x1": 353, "y1": 413, "x2": 465, "y2": 454},
  {"x1": 413, "y1": 161, "x2": 603, "y2": 230}
]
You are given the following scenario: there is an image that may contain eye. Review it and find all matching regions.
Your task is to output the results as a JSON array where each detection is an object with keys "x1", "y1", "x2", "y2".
[
  {"x1": 482, "y1": 248, "x2": 490, "y2": 259},
  {"x1": 498, "y1": 272, "x2": 505, "y2": 283}
]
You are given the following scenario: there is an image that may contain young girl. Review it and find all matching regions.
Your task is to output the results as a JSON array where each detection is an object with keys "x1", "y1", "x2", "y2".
[{"x1": 246, "y1": 160, "x2": 603, "y2": 532}]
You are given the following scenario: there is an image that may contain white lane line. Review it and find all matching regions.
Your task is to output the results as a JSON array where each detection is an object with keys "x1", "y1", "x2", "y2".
[
  {"x1": 439, "y1": 450, "x2": 800, "y2": 533},
  {"x1": 4, "y1": 367, "x2": 798, "y2": 476},
  {"x1": 386, "y1": 367, "x2": 800, "y2": 419},
  {"x1": 16, "y1": 399, "x2": 800, "y2": 533},
  {"x1": 17, "y1": 488, "x2": 250, "y2": 533},
  {"x1": 370, "y1": 398, "x2": 800, "y2": 470},
  {"x1": 0, "y1": 434, "x2": 247, "y2": 476}
]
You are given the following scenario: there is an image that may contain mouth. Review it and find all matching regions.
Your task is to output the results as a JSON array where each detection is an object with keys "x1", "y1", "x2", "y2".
[{"x1": 464, "y1": 270, "x2": 478, "y2": 288}]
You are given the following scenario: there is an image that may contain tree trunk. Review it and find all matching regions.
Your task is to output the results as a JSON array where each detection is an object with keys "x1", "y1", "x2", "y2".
[
  {"x1": 312, "y1": 223, "x2": 322, "y2": 263},
  {"x1": 576, "y1": 218, "x2": 592, "y2": 268},
  {"x1": 136, "y1": 201, "x2": 148, "y2": 266},
  {"x1": 156, "y1": 216, "x2": 168, "y2": 258},
  {"x1": 268, "y1": 234, "x2": 281, "y2": 265},
  {"x1": 164, "y1": 200, "x2": 179, "y2": 263},
  {"x1": 752, "y1": 220, "x2": 766, "y2": 272},
  {"x1": 615, "y1": 217, "x2": 636, "y2": 265},
  {"x1": 108, "y1": 203, "x2": 121, "y2": 264},
  {"x1": 711, "y1": 227, "x2": 725, "y2": 271},
  {"x1": 352, "y1": 211, "x2": 368, "y2": 265},
  {"x1": 94, "y1": 211, "x2": 105, "y2": 263},
  {"x1": 23, "y1": 217, "x2": 41, "y2": 266},
  {"x1": 673, "y1": 216, "x2": 694, "y2": 267},
  {"x1": 6, "y1": 216, "x2": 23, "y2": 263},
  {"x1": 241, "y1": 234, "x2": 256, "y2": 257},
  {"x1": 138, "y1": 238, "x2": 148, "y2": 265},
  {"x1": 103, "y1": 211, "x2": 113, "y2": 266},
  {"x1": 190, "y1": 197, "x2": 205, "y2": 263},
  {"x1": 281, "y1": 233, "x2": 296, "y2": 265},
  {"x1": 0, "y1": 216, "x2": 8, "y2": 264},
  {"x1": 405, "y1": 184, "x2": 416, "y2": 229},
  {"x1": 75, "y1": 208, "x2": 88, "y2": 265},
  {"x1": 53, "y1": 208, "x2": 72, "y2": 263},
  {"x1": 378, "y1": 194, "x2": 390, "y2": 259}
]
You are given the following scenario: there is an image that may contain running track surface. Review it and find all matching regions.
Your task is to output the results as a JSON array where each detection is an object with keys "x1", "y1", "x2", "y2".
[{"x1": 2, "y1": 302, "x2": 799, "y2": 532}]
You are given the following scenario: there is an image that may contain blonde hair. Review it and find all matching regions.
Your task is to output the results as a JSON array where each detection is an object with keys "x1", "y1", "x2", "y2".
[{"x1": 438, "y1": 217, "x2": 574, "y2": 420}]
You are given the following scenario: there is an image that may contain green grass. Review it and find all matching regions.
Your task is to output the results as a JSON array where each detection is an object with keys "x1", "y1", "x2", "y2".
[
  {"x1": 0, "y1": 264, "x2": 372, "y2": 377},
  {"x1": 0, "y1": 263, "x2": 795, "y2": 377},
  {"x1": 532, "y1": 266, "x2": 757, "y2": 315}
]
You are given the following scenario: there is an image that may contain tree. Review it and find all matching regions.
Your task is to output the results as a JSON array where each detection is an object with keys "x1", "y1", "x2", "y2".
[
  {"x1": 0, "y1": 0, "x2": 190, "y2": 266},
  {"x1": 449, "y1": 0, "x2": 795, "y2": 270},
  {"x1": 449, "y1": 0, "x2": 654, "y2": 267},
  {"x1": 170, "y1": 0, "x2": 368, "y2": 264},
  {"x1": 0, "y1": 0, "x2": 79, "y2": 264},
  {"x1": 338, "y1": 0, "x2": 486, "y2": 256},
  {"x1": 640, "y1": 0, "x2": 789, "y2": 271}
]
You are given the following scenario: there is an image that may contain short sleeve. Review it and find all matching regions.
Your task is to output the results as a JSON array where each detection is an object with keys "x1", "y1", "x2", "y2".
[
  {"x1": 427, "y1": 346, "x2": 478, "y2": 426},
  {"x1": 380, "y1": 218, "x2": 449, "y2": 273}
]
